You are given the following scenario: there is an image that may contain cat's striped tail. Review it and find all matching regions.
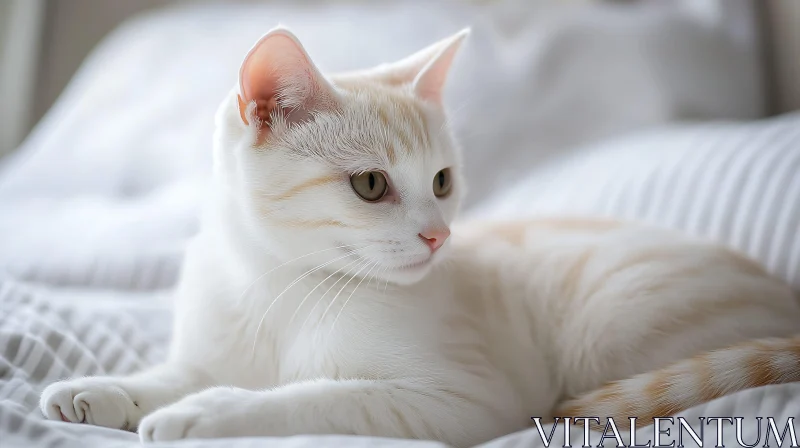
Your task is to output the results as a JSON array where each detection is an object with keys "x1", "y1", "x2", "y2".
[{"x1": 555, "y1": 335, "x2": 800, "y2": 428}]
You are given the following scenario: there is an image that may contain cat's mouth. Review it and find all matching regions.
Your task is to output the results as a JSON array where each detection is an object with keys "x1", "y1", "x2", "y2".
[{"x1": 396, "y1": 257, "x2": 432, "y2": 271}]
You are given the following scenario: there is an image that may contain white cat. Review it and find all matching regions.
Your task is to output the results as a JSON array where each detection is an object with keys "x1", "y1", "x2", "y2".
[{"x1": 40, "y1": 27, "x2": 800, "y2": 447}]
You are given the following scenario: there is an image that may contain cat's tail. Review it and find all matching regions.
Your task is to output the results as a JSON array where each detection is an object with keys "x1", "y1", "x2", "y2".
[{"x1": 554, "y1": 335, "x2": 800, "y2": 429}]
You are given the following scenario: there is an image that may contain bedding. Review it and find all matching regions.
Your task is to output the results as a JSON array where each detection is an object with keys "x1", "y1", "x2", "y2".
[
  {"x1": 3, "y1": 276, "x2": 800, "y2": 448},
  {"x1": 467, "y1": 111, "x2": 800, "y2": 291},
  {"x1": 0, "y1": 0, "x2": 764, "y2": 289},
  {"x1": 2, "y1": 1, "x2": 798, "y2": 447}
]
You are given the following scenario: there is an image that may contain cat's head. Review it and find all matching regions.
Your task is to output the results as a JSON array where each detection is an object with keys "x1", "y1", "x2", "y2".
[{"x1": 213, "y1": 27, "x2": 469, "y2": 285}]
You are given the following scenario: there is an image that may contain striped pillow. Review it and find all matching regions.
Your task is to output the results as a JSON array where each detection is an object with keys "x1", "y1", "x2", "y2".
[{"x1": 466, "y1": 112, "x2": 800, "y2": 291}]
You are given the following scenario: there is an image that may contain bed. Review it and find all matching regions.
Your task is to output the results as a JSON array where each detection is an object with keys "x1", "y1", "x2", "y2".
[{"x1": 1, "y1": 1, "x2": 798, "y2": 447}]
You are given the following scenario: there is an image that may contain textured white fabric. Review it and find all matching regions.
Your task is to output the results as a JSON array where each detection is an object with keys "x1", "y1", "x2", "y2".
[
  {"x1": 0, "y1": 279, "x2": 454, "y2": 448},
  {"x1": 3, "y1": 277, "x2": 800, "y2": 448},
  {"x1": 466, "y1": 112, "x2": 800, "y2": 292}
]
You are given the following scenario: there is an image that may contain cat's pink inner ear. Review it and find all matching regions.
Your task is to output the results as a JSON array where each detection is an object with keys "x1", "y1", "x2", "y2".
[
  {"x1": 237, "y1": 94, "x2": 250, "y2": 126},
  {"x1": 413, "y1": 29, "x2": 470, "y2": 104},
  {"x1": 237, "y1": 28, "x2": 335, "y2": 133}
]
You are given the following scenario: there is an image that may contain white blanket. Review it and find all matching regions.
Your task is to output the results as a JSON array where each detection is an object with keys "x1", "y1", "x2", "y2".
[{"x1": 2, "y1": 277, "x2": 800, "y2": 448}]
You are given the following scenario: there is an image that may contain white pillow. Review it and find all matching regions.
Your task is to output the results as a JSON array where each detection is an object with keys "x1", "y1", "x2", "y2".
[
  {"x1": 466, "y1": 112, "x2": 800, "y2": 291},
  {"x1": 1, "y1": 0, "x2": 763, "y2": 207},
  {"x1": 0, "y1": 0, "x2": 768, "y2": 289}
]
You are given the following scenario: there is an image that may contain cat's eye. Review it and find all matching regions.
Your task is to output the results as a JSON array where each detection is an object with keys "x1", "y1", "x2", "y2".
[
  {"x1": 350, "y1": 171, "x2": 388, "y2": 202},
  {"x1": 433, "y1": 168, "x2": 452, "y2": 198}
]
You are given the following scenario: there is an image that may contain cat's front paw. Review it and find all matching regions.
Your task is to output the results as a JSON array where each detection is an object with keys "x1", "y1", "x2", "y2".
[
  {"x1": 139, "y1": 387, "x2": 283, "y2": 442},
  {"x1": 138, "y1": 401, "x2": 208, "y2": 442},
  {"x1": 40, "y1": 378, "x2": 137, "y2": 430}
]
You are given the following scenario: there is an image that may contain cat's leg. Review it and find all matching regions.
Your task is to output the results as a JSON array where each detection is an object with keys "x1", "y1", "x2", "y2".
[
  {"x1": 40, "y1": 363, "x2": 211, "y2": 431},
  {"x1": 139, "y1": 377, "x2": 523, "y2": 447}
]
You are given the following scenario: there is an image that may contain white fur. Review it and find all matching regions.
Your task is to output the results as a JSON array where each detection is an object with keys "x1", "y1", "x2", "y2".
[{"x1": 40, "y1": 28, "x2": 800, "y2": 447}]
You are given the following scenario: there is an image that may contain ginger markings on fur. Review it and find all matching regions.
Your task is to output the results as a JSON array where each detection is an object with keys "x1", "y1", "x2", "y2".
[{"x1": 557, "y1": 335, "x2": 800, "y2": 428}]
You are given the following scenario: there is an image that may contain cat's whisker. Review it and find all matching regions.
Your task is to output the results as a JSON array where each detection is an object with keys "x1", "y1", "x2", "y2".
[
  {"x1": 378, "y1": 266, "x2": 390, "y2": 291},
  {"x1": 257, "y1": 249, "x2": 360, "y2": 317},
  {"x1": 298, "y1": 255, "x2": 367, "y2": 334},
  {"x1": 328, "y1": 261, "x2": 380, "y2": 337},
  {"x1": 314, "y1": 258, "x2": 373, "y2": 340},
  {"x1": 236, "y1": 243, "x2": 362, "y2": 305},
  {"x1": 439, "y1": 100, "x2": 472, "y2": 133},
  {"x1": 367, "y1": 262, "x2": 382, "y2": 290},
  {"x1": 297, "y1": 257, "x2": 364, "y2": 332},
  {"x1": 251, "y1": 246, "x2": 370, "y2": 357},
  {"x1": 287, "y1": 256, "x2": 363, "y2": 327},
  {"x1": 436, "y1": 98, "x2": 476, "y2": 141}
]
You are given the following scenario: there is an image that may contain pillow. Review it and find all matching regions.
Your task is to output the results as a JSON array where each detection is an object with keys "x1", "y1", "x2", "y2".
[
  {"x1": 0, "y1": 0, "x2": 767, "y2": 289},
  {"x1": 1, "y1": 0, "x2": 764, "y2": 206},
  {"x1": 466, "y1": 112, "x2": 800, "y2": 291}
]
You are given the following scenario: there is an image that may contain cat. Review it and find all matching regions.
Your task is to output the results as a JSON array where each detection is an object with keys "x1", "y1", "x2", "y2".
[{"x1": 40, "y1": 27, "x2": 800, "y2": 447}]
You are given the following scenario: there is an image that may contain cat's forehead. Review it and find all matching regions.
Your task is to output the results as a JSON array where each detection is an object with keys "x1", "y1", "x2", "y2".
[
  {"x1": 354, "y1": 86, "x2": 435, "y2": 155},
  {"x1": 280, "y1": 83, "x2": 450, "y2": 173}
]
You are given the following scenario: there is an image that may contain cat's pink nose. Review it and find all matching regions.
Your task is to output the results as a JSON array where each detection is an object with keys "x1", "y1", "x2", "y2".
[{"x1": 419, "y1": 228, "x2": 450, "y2": 253}]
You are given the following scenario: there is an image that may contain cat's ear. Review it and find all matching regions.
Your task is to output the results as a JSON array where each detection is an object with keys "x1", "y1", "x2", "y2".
[
  {"x1": 237, "y1": 27, "x2": 337, "y2": 137},
  {"x1": 349, "y1": 29, "x2": 470, "y2": 104},
  {"x1": 411, "y1": 29, "x2": 470, "y2": 104}
]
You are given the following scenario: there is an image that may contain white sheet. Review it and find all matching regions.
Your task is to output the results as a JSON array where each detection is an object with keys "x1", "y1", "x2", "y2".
[
  {"x1": 0, "y1": 277, "x2": 450, "y2": 448},
  {"x1": 2, "y1": 276, "x2": 800, "y2": 448}
]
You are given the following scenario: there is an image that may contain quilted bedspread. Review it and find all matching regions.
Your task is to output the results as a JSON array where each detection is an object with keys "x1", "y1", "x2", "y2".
[{"x1": 3, "y1": 276, "x2": 800, "y2": 448}]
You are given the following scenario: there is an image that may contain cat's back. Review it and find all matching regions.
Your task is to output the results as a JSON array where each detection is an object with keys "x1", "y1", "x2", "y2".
[
  {"x1": 450, "y1": 217, "x2": 779, "y2": 285},
  {"x1": 449, "y1": 217, "x2": 799, "y2": 331},
  {"x1": 447, "y1": 218, "x2": 800, "y2": 395}
]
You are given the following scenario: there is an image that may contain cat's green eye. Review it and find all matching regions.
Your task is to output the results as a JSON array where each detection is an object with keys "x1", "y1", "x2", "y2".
[
  {"x1": 351, "y1": 171, "x2": 388, "y2": 202},
  {"x1": 433, "y1": 168, "x2": 452, "y2": 198}
]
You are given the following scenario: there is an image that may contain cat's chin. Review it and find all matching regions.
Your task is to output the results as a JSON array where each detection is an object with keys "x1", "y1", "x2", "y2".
[{"x1": 382, "y1": 259, "x2": 437, "y2": 285}]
